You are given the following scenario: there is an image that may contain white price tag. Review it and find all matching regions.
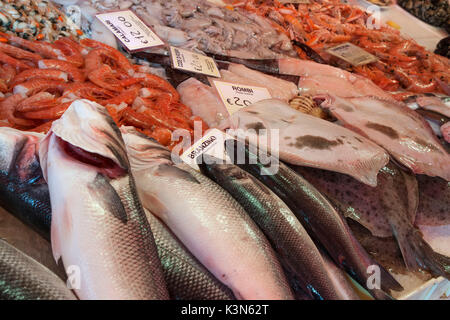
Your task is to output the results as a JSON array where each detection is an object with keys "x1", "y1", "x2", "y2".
[
  {"x1": 326, "y1": 42, "x2": 378, "y2": 66},
  {"x1": 96, "y1": 10, "x2": 164, "y2": 52},
  {"x1": 212, "y1": 80, "x2": 272, "y2": 115},
  {"x1": 180, "y1": 129, "x2": 234, "y2": 171},
  {"x1": 169, "y1": 46, "x2": 220, "y2": 77}
]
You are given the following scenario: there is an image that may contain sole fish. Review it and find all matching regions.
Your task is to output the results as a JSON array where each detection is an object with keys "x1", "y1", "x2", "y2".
[
  {"x1": 121, "y1": 126, "x2": 293, "y2": 300},
  {"x1": 0, "y1": 239, "x2": 76, "y2": 300},
  {"x1": 295, "y1": 163, "x2": 450, "y2": 280},
  {"x1": 224, "y1": 139, "x2": 403, "y2": 299},
  {"x1": 39, "y1": 100, "x2": 169, "y2": 300},
  {"x1": 198, "y1": 155, "x2": 354, "y2": 300},
  {"x1": 225, "y1": 99, "x2": 389, "y2": 186}
]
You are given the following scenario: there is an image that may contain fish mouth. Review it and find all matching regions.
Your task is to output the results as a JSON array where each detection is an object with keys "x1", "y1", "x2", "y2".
[{"x1": 57, "y1": 136, "x2": 126, "y2": 179}]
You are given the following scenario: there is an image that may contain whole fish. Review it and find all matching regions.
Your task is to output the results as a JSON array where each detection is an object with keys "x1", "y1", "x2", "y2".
[
  {"x1": 121, "y1": 126, "x2": 293, "y2": 300},
  {"x1": 320, "y1": 95, "x2": 450, "y2": 181},
  {"x1": 404, "y1": 93, "x2": 450, "y2": 118},
  {"x1": 0, "y1": 127, "x2": 50, "y2": 239},
  {"x1": 0, "y1": 127, "x2": 230, "y2": 300},
  {"x1": 145, "y1": 209, "x2": 235, "y2": 300},
  {"x1": 0, "y1": 239, "x2": 76, "y2": 300},
  {"x1": 224, "y1": 139, "x2": 403, "y2": 299},
  {"x1": 198, "y1": 155, "x2": 353, "y2": 300},
  {"x1": 39, "y1": 100, "x2": 169, "y2": 300},
  {"x1": 295, "y1": 163, "x2": 450, "y2": 279},
  {"x1": 225, "y1": 99, "x2": 389, "y2": 186}
]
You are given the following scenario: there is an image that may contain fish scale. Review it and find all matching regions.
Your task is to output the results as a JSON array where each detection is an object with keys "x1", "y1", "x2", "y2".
[
  {"x1": 146, "y1": 212, "x2": 235, "y2": 300},
  {"x1": 0, "y1": 239, "x2": 76, "y2": 300}
]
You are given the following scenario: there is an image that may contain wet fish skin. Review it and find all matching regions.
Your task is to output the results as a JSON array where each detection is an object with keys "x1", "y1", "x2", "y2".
[
  {"x1": 198, "y1": 155, "x2": 350, "y2": 300},
  {"x1": 295, "y1": 163, "x2": 450, "y2": 279},
  {"x1": 0, "y1": 128, "x2": 51, "y2": 240},
  {"x1": 122, "y1": 126, "x2": 293, "y2": 300},
  {"x1": 415, "y1": 175, "x2": 450, "y2": 226},
  {"x1": 145, "y1": 210, "x2": 235, "y2": 300},
  {"x1": 39, "y1": 100, "x2": 169, "y2": 300},
  {"x1": 0, "y1": 239, "x2": 76, "y2": 300},
  {"x1": 224, "y1": 139, "x2": 403, "y2": 300}
]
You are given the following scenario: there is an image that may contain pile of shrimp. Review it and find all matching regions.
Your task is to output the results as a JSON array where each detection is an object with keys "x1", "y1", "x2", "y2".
[
  {"x1": 0, "y1": 34, "x2": 207, "y2": 148},
  {"x1": 228, "y1": 0, "x2": 450, "y2": 97}
]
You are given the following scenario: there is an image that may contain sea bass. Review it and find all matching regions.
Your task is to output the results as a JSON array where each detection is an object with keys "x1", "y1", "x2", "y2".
[
  {"x1": 225, "y1": 99, "x2": 389, "y2": 186},
  {"x1": 320, "y1": 95, "x2": 450, "y2": 181},
  {"x1": 121, "y1": 126, "x2": 293, "y2": 300},
  {"x1": 295, "y1": 163, "x2": 450, "y2": 279},
  {"x1": 198, "y1": 156, "x2": 352, "y2": 300},
  {"x1": 39, "y1": 100, "x2": 169, "y2": 300},
  {"x1": 145, "y1": 209, "x2": 235, "y2": 300},
  {"x1": 0, "y1": 239, "x2": 76, "y2": 300},
  {"x1": 225, "y1": 139, "x2": 403, "y2": 299},
  {"x1": 0, "y1": 127, "x2": 50, "y2": 239}
]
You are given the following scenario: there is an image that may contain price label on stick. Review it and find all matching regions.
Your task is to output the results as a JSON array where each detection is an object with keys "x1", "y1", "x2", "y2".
[
  {"x1": 326, "y1": 42, "x2": 378, "y2": 66},
  {"x1": 212, "y1": 80, "x2": 272, "y2": 114},
  {"x1": 96, "y1": 10, "x2": 164, "y2": 52},
  {"x1": 180, "y1": 129, "x2": 234, "y2": 171},
  {"x1": 169, "y1": 46, "x2": 220, "y2": 77}
]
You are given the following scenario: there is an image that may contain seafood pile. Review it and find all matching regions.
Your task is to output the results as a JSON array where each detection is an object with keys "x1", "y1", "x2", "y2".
[
  {"x1": 398, "y1": 0, "x2": 450, "y2": 33},
  {"x1": 0, "y1": 34, "x2": 206, "y2": 148},
  {"x1": 0, "y1": 0, "x2": 82, "y2": 41},
  {"x1": 59, "y1": 0, "x2": 297, "y2": 59},
  {"x1": 227, "y1": 0, "x2": 450, "y2": 96}
]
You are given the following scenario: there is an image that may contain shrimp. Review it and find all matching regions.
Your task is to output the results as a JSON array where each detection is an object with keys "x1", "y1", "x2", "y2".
[
  {"x1": 0, "y1": 51, "x2": 33, "y2": 70},
  {"x1": 13, "y1": 79, "x2": 67, "y2": 97},
  {"x1": 0, "y1": 93, "x2": 36, "y2": 127},
  {"x1": 0, "y1": 42, "x2": 42, "y2": 62},
  {"x1": 38, "y1": 59, "x2": 85, "y2": 82},
  {"x1": 87, "y1": 65, "x2": 124, "y2": 92},
  {"x1": 15, "y1": 92, "x2": 57, "y2": 112},
  {"x1": 53, "y1": 38, "x2": 84, "y2": 67},
  {"x1": 19, "y1": 101, "x2": 72, "y2": 120},
  {"x1": 11, "y1": 69, "x2": 68, "y2": 86},
  {"x1": 0, "y1": 32, "x2": 63, "y2": 60},
  {"x1": 63, "y1": 83, "x2": 116, "y2": 101}
]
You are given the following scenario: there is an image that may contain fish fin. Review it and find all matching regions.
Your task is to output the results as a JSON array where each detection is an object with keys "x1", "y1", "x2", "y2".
[
  {"x1": 398, "y1": 228, "x2": 450, "y2": 279},
  {"x1": 50, "y1": 223, "x2": 62, "y2": 263},
  {"x1": 155, "y1": 164, "x2": 200, "y2": 184}
]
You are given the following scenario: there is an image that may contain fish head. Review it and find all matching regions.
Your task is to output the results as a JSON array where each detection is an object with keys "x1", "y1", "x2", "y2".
[
  {"x1": 0, "y1": 127, "x2": 44, "y2": 181},
  {"x1": 39, "y1": 99, "x2": 129, "y2": 181},
  {"x1": 120, "y1": 126, "x2": 174, "y2": 171}
]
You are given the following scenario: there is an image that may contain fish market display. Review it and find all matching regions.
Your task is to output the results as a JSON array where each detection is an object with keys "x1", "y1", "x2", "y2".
[
  {"x1": 398, "y1": 0, "x2": 450, "y2": 33},
  {"x1": 231, "y1": 0, "x2": 450, "y2": 95},
  {"x1": 39, "y1": 100, "x2": 169, "y2": 300},
  {"x1": 294, "y1": 164, "x2": 450, "y2": 279},
  {"x1": 225, "y1": 139, "x2": 402, "y2": 299},
  {"x1": 226, "y1": 99, "x2": 389, "y2": 186},
  {"x1": 0, "y1": 239, "x2": 76, "y2": 300},
  {"x1": 0, "y1": 127, "x2": 50, "y2": 239},
  {"x1": 320, "y1": 95, "x2": 450, "y2": 180},
  {"x1": 0, "y1": 0, "x2": 82, "y2": 41},
  {"x1": 435, "y1": 36, "x2": 450, "y2": 59},
  {"x1": 198, "y1": 156, "x2": 353, "y2": 300},
  {"x1": 122, "y1": 126, "x2": 293, "y2": 300},
  {"x1": 0, "y1": 35, "x2": 207, "y2": 148},
  {"x1": 0, "y1": 125, "x2": 233, "y2": 299},
  {"x1": 70, "y1": 0, "x2": 296, "y2": 59},
  {"x1": 145, "y1": 210, "x2": 235, "y2": 300}
]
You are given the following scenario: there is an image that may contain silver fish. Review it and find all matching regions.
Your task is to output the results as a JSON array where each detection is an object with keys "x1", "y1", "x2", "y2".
[
  {"x1": 121, "y1": 126, "x2": 293, "y2": 300},
  {"x1": 0, "y1": 128, "x2": 50, "y2": 239},
  {"x1": 0, "y1": 239, "x2": 76, "y2": 300},
  {"x1": 39, "y1": 100, "x2": 169, "y2": 300},
  {"x1": 145, "y1": 210, "x2": 235, "y2": 300},
  {"x1": 225, "y1": 139, "x2": 403, "y2": 300},
  {"x1": 198, "y1": 156, "x2": 354, "y2": 300}
]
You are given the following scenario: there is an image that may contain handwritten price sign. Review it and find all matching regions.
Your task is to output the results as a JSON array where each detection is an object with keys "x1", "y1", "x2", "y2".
[{"x1": 96, "y1": 10, "x2": 164, "y2": 52}]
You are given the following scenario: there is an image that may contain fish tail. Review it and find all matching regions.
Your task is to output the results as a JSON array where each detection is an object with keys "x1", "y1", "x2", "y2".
[{"x1": 400, "y1": 229, "x2": 450, "y2": 279}]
